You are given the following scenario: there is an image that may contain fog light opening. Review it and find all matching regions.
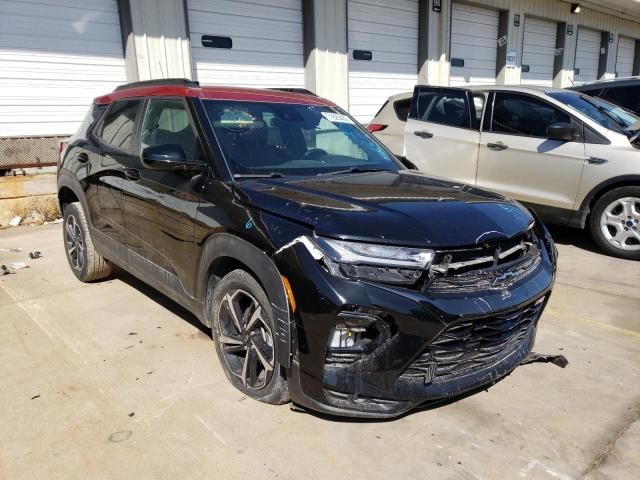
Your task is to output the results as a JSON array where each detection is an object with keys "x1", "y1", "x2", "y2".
[{"x1": 327, "y1": 311, "x2": 393, "y2": 354}]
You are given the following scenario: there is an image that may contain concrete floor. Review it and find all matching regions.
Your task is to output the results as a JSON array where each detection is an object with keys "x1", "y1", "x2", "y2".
[{"x1": 1, "y1": 224, "x2": 638, "y2": 480}]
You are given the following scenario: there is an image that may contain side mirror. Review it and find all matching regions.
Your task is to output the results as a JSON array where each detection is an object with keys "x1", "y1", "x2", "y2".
[
  {"x1": 141, "y1": 144, "x2": 187, "y2": 170},
  {"x1": 547, "y1": 123, "x2": 575, "y2": 142}
]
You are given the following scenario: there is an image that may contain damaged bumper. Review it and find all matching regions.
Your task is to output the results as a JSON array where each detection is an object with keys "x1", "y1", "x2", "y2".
[{"x1": 275, "y1": 227, "x2": 557, "y2": 419}]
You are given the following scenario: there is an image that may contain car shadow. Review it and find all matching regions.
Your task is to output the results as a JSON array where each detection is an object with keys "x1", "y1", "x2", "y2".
[
  {"x1": 546, "y1": 224, "x2": 601, "y2": 255},
  {"x1": 113, "y1": 267, "x2": 211, "y2": 337}
]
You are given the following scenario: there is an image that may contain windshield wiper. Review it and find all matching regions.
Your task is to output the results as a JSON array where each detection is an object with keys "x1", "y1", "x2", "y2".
[
  {"x1": 581, "y1": 96, "x2": 627, "y2": 129},
  {"x1": 317, "y1": 167, "x2": 391, "y2": 176},
  {"x1": 233, "y1": 173, "x2": 283, "y2": 179}
]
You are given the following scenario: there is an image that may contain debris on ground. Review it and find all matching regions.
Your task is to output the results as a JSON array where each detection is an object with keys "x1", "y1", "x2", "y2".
[
  {"x1": 128, "y1": 412, "x2": 135, "y2": 417},
  {"x1": 521, "y1": 352, "x2": 569, "y2": 368},
  {"x1": 29, "y1": 251, "x2": 42, "y2": 259},
  {"x1": 128, "y1": 332, "x2": 138, "y2": 336},
  {"x1": 9, "y1": 216, "x2": 22, "y2": 227},
  {"x1": 30, "y1": 394, "x2": 41, "y2": 400},
  {"x1": 1, "y1": 265, "x2": 12, "y2": 276},
  {"x1": 44, "y1": 218, "x2": 63, "y2": 225},
  {"x1": 7, "y1": 262, "x2": 28, "y2": 270}
]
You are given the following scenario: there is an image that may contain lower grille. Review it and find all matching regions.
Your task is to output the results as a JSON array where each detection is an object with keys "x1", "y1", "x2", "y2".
[{"x1": 402, "y1": 299, "x2": 545, "y2": 384}]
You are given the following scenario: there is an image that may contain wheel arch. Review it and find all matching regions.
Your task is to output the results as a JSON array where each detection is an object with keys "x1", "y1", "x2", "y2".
[
  {"x1": 57, "y1": 173, "x2": 91, "y2": 221},
  {"x1": 196, "y1": 233, "x2": 291, "y2": 367},
  {"x1": 574, "y1": 175, "x2": 640, "y2": 228}
]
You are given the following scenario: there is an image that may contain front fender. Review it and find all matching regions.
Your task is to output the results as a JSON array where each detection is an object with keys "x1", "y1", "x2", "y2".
[{"x1": 195, "y1": 233, "x2": 292, "y2": 367}]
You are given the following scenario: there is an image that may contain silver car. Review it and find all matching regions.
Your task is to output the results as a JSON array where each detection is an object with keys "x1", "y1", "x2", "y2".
[
  {"x1": 367, "y1": 92, "x2": 412, "y2": 156},
  {"x1": 400, "y1": 85, "x2": 640, "y2": 260}
]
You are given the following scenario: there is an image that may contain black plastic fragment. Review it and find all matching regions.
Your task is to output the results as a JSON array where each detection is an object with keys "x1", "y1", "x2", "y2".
[
  {"x1": 29, "y1": 251, "x2": 42, "y2": 259},
  {"x1": 521, "y1": 352, "x2": 569, "y2": 368}
]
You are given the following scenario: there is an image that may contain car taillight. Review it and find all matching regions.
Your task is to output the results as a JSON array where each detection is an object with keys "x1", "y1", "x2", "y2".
[
  {"x1": 58, "y1": 140, "x2": 68, "y2": 153},
  {"x1": 367, "y1": 124, "x2": 387, "y2": 132}
]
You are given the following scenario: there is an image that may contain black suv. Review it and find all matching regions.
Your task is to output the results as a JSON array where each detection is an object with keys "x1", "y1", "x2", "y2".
[
  {"x1": 570, "y1": 77, "x2": 640, "y2": 116},
  {"x1": 57, "y1": 79, "x2": 557, "y2": 418}
]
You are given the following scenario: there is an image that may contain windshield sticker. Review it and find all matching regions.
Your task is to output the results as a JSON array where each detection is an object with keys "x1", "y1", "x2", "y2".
[
  {"x1": 219, "y1": 111, "x2": 254, "y2": 130},
  {"x1": 321, "y1": 112, "x2": 355, "y2": 125}
]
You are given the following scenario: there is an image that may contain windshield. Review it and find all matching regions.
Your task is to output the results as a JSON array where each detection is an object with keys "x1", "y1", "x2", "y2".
[
  {"x1": 202, "y1": 100, "x2": 400, "y2": 176},
  {"x1": 548, "y1": 91, "x2": 639, "y2": 134}
]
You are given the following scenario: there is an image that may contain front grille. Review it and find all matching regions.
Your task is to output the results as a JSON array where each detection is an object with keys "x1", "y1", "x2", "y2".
[
  {"x1": 427, "y1": 230, "x2": 542, "y2": 294},
  {"x1": 401, "y1": 299, "x2": 544, "y2": 384}
]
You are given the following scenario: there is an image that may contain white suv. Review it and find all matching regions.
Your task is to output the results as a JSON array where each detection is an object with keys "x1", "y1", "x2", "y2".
[{"x1": 404, "y1": 85, "x2": 640, "y2": 260}]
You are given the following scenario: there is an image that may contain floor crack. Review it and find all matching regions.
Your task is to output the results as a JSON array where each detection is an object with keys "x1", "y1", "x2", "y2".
[{"x1": 581, "y1": 403, "x2": 640, "y2": 478}]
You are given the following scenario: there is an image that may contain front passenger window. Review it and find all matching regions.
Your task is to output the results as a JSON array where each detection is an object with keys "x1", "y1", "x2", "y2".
[
  {"x1": 491, "y1": 93, "x2": 571, "y2": 138},
  {"x1": 141, "y1": 99, "x2": 202, "y2": 162}
]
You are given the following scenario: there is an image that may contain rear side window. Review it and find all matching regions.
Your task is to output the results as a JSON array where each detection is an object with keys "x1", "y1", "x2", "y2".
[
  {"x1": 602, "y1": 86, "x2": 640, "y2": 116},
  {"x1": 393, "y1": 98, "x2": 411, "y2": 122},
  {"x1": 98, "y1": 100, "x2": 141, "y2": 151},
  {"x1": 491, "y1": 93, "x2": 570, "y2": 138},
  {"x1": 410, "y1": 89, "x2": 470, "y2": 128}
]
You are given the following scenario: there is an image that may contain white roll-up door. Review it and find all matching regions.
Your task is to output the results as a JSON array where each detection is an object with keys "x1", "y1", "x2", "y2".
[
  {"x1": 450, "y1": 2, "x2": 499, "y2": 87},
  {"x1": 521, "y1": 17, "x2": 557, "y2": 87},
  {"x1": 188, "y1": 0, "x2": 304, "y2": 89},
  {"x1": 616, "y1": 36, "x2": 636, "y2": 78},
  {"x1": 574, "y1": 27, "x2": 602, "y2": 84},
  {"x1": 0, "y1": 0, "x2": 126, "y2": 137},
  {"x1": 347, "y1": 0, "x2": 418, "y2": 124}
]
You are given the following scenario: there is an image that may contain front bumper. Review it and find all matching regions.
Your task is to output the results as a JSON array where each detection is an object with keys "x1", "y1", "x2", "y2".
[{"x1": 275, "y1": 234, "x2": 556, "y2": 419}]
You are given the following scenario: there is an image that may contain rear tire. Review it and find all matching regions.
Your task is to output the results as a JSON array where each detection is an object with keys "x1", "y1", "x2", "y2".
[
  {"x1": 62, "y1": 202, "x2": 112, "y2": 281},
  {"x1": 589, "y1": 186, "x2": 640, "y2": 260},
  {"x1": 209, "y1": 269, "x2": 289, "y2": 405}
]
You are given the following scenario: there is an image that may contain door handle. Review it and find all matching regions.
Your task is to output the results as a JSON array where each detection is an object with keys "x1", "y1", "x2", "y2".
[
  {"x1": 587, "y1": 157, "x2": 608, "y2": 165},
  {"x1": 124, "y1": 168, "x2": 140, "y2": 181},
  {"x1": 414, "y1": 130, "x2": 434, "y2": 139},
  {"x1": 77, "y1": 152, "x2": 89, "y2": 163},
  {"x1": 487, "y1": 142, "x2": 508, "y2": 151}
]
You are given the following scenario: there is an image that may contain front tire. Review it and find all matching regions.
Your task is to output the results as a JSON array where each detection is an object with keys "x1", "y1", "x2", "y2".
[
  {"x1": 209, "y1": 269, "x2": 289, "y2": 405},
  {"x1": 63, "y1": 202, "x2": 112, "y2": 281},
  {"x1": 589, "y1": 186, "x2": 640, "y2": 260}
]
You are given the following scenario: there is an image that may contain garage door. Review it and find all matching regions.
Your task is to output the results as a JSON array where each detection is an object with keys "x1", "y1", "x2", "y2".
[
  {"x1": 0, "y1": 0, "x2": 126, "y2": 137},
  {"x1": 188, "y1": 0, "x2": 304, "y2": 89},
  {"x1": 347, "y1": 0, "x2": 418, "y2": 123},
  {"x1": 574, "y1": 27, "x2": 601, "y2": 84},
  {"x1": 521, "y1": 17, "x2": 557, "y2": 87},
  {"x1": 616, "y1": 36, "x2": 636, "y2": 78},
  {"x1": 450, "y1": 2, "x2": 499, "y2": 86}
]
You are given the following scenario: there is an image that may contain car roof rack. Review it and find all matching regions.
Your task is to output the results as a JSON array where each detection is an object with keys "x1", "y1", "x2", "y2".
[
  {"x1": 269, "y1": 87, "x2": 317, "y2": 96},
  {"x1": 114, "y1": 78, "x2": 200, "y2": 91}
]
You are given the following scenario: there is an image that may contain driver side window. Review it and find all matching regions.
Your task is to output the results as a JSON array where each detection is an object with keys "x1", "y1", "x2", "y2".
[
  {"x1": 491, "y1": 93, "x2": 571, "y2": 138},
  {"x1": 141, "y1": 98, "x2": 202, "y2": 163}
]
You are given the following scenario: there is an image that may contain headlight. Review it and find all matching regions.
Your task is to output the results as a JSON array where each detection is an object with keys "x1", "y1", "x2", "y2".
[{"x1": 312, "y1": 237, "x2": 434, "y2": 285}]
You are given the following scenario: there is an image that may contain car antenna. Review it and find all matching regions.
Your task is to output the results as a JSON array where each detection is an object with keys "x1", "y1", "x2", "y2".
[
  {"x1": 567, "y1": 75, "x2": 575, "y2": 86},
  {"x1": 158, "y1": 60, "x2": 165, "y2": 79}
]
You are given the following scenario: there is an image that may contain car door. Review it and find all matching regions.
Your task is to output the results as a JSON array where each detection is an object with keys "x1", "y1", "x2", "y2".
[
  {"x1": 477, "y1": 91, "x2": 586, "y2": 218},
  {"x1": 121, "y1": 97, "x2": 207, "y2": 297},
  {"x1": 404, "y1": 86, "x2": 480, "y2": 184},
  {"x1": 91, "y1": 99, "x2": 144, "y2": 246}
]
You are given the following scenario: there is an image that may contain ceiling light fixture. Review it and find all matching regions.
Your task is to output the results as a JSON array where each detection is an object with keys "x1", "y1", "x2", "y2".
[{"x1": 571, "y1": 3, "x2": 581, "y2": 14}]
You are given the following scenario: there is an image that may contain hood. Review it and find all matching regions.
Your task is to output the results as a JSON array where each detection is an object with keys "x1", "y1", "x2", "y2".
[{"x1": 234, "y1": 171, "x2": 534, "y2": 248}]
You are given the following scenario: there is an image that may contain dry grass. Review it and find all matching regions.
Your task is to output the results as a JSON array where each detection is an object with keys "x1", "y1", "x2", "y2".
[{"x1": 9, "y1": 195, "x2": 61, "y2": 223}]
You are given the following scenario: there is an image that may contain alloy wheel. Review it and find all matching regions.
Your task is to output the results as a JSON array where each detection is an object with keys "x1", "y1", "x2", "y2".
[
  {"x1": 65, "y1": 214, "x2": 85, "y2": 271},
  {"x1": 599, "y1": 197, "x2": 640, "y2": 251},
  {"x1": 216, "y1": 289, "x2": 275, "y2": 390}
]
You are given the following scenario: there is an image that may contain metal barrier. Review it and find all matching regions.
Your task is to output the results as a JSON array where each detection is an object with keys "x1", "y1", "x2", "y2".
[{"x1": 0, "y1": 136, "x2": 67, "y2": 170}]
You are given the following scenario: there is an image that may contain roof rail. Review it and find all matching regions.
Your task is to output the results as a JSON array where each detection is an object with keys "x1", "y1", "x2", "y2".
[
  {"x1": 114, "y1": 78, "x2": 200, "y2": 91},
  {"x1": 269, "y1": 87, "x2": 317, "y2": 96}
]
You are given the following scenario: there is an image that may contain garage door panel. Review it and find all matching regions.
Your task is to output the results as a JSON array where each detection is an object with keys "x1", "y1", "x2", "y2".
[
  {"x1": 348, "y1": 20, "x2": 417, "y2": 41},
  {"x1": 188, "y1": 0, "x2": 304, "y2": 88},
  {"x1": 450, "y1": 2, "x2": 498, "y2": 86},
  {"x1": 521, "y1": 17, "x2": 556, "y2": 86},
  {"x1": 574, "y1": 27, "x2": 601, "y2": 84},
  {"x1": 189, "y1": 17, "x2": 302, "y2": 42},
  {"x1": 0, "y1": 0, "x2": 126, "y2": 137},
  {"x1": 348, "y1": 4, "x2": 417, "y2": 29},
  {"x1": 188, "y1": 0, "x2": 301, "y2": 23},
  {"x1": 347, "y1": 0, "x2": 418, "y2": 123},
  {"x1": 616, "y1": 36, "x2": 635, "y2": 77}
]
